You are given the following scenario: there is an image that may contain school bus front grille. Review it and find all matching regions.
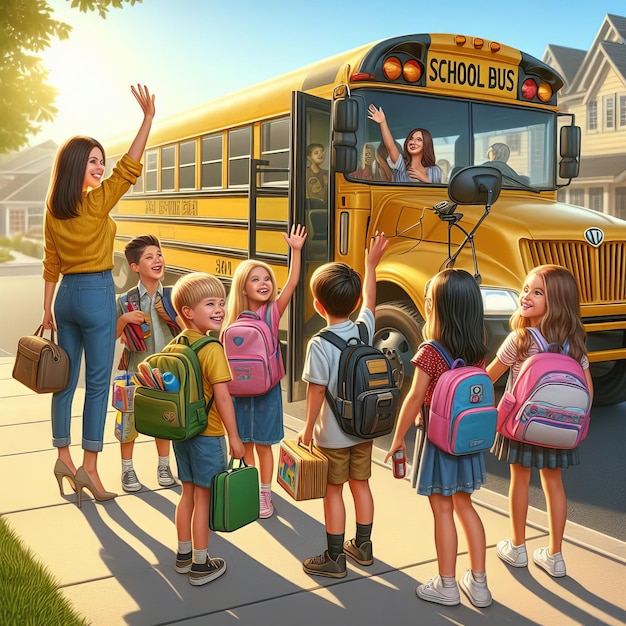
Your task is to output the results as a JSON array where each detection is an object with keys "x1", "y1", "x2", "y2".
[{"x1": 520, "y1": 240, "x2": 626, "y2": 304}]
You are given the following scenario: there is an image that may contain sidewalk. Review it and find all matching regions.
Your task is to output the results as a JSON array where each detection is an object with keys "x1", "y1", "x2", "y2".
[{"x1": 1, "y1": 356, "x2": 624, "y2": 626}]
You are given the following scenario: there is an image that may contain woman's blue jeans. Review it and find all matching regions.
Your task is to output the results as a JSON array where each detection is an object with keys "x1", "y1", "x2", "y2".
[{"x1": 52, "y1": 271, "x2": 116, "y2": 452}]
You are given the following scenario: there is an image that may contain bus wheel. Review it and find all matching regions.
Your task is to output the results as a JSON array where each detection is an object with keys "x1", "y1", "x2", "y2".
[
  {"x1": 374, "y1": 300, "x2": 424, "y2": 401},
  {"x1": 590, "y1": 359, "x2": 626, "y2": 406}
]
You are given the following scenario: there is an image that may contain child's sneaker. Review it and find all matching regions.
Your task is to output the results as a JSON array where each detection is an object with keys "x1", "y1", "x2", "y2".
[
  {"x1": 157, "y1": 465, "x2": 177, "y2": 487},
  {"x1": 533, "y1": 547, "x2": 566, "y2": 577},
  {"x1": 121, "y1": 468, "x2": 142, "y2": 493},
  {"x1": 343, "y1": 539, "x2": 373, "y2": 566},
  {"x1": 302, "y1": 551, "x2": 347, "y2": 578},
  {"x1": 496, "y1": 539, "x2": 528, "y2": 567},
  {"x1": 259, "y1": 490, "x2": 274, "y2": 518},
  {"x1": 175, "y1": 551, "x2": 192, "y2": 574},
  {"x1": 459, "y1": 570, "x2": 492, "y2": 608},
  {"x1": 416, "y1": 576, "x2": 460, "y2": 606},
  {"x1": 188, "y1": 558, "x2": 227, "y2": 586}
]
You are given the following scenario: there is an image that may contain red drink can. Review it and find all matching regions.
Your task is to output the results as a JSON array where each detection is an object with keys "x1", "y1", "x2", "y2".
[{"x1": 392, "y1": 449, "x2": 406, "y2": 479}]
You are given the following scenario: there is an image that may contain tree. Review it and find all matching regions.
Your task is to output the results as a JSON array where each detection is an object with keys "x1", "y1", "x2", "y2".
[{"x1": 0, "y1": 0, "x2": 141, "y2": 154}]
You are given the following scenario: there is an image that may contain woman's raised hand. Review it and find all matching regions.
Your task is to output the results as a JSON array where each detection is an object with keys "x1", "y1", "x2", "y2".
[
  {"x1": 131, "y1": 84, "x2": 155, "y2": 120},
  {"x1": 368, "y1": 104, "x2": 385, "y2": 124}
]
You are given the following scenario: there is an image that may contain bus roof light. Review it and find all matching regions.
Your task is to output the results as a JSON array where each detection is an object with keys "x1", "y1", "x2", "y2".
[
  {"x1": 455, "y1": 35, "x2": 467, "y2": 46},
  {"x1": 522, "y1": 78, "x2": 538, "y2": 100},
  {"x1": 403, "y1": 59, "x2": 422, "y2": 82},
  {"x1": 383, "y1": 56, "x2": 402, "y2": 80},
  {"x1": 489, "y1": 41, "x2": 501, "y2": 53},
  {"x1": 351, "y1": 72, "x2": 375, "y2": 82},
  {"x1": 473, "y1": 38, "x2": 484, "y2": 49},
  {"x1": 537, "y1": 82, "x2": 553, "y2": 102}
]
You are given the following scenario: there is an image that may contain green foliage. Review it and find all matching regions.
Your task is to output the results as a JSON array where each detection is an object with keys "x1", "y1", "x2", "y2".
[
  {"x1": 0, "y1": 249, "x2": 15, "y2": 263},
  {"x1": 0, "y1": 0, "x2": 142, "y2": 154},
  {"x1": 20, "y1": 238, "x2": 45, "y2": 259},
  {"x1": 0, "y1": 517, "x2": 89, "y2": 625}
]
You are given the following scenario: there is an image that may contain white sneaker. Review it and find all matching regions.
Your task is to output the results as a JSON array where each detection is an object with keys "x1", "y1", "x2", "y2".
[
  {"x1": 121, "y1": 468, "x2": 142, "y2": 493},
  {"x1": 496, "y1": 539, "x2": 528, "y2": 568},
  {"x1": 533, "y1": 547, "x2": 566, "y2": 577},
  {"x1": 416, "y1": 576, "x2": 460, "y2": 606},
  {"x1": 460, "y1": 570, "x2": 492, "y2": 608},
  {"x1": 259, "y1": 490, "x2": 274, "y2": 518},
  {"x1": 157, "y1": 465, "x2": 177, "y2": 487}
]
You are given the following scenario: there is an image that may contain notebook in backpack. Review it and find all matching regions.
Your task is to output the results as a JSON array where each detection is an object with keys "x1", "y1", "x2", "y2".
[
  {"x1": 223, "y1": 304, "x2": 285, "y2": 397},
  {"x1": 426, "y1": 341, "x2": 497, "y2": 455},
  {"x1": 132, "y1": 335, "x2": 218, "y2": 441},
  {"x1": 318, "y1": 322, "x2": 400, "y2": 440},
  {"x1": 496, "y1": 327, "x2": 591, "y2": 449}
]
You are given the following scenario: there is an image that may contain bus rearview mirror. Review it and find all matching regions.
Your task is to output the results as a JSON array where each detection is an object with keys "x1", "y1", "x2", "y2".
[
  {"x1": 448, "y1": 166, "x2": 502, "y2": 206},
  {"x1": 560, "y1": 125, "x2": 581, "y2": 159}
]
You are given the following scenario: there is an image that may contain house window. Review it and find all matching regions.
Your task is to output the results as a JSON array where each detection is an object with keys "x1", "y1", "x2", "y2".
[
  {"x1": 179, "y1": 140, "x2": 196, "y2": 190},
  {"x1": 604, "y1": 96, "x2": 615, "y2": 130},
  {"x1": 569, "y1": 189, "x2": 584, "y2": 206},
  {"x1": 587, "y1": 100, "x2": 597, "y2": 131},
  {"x1": 228, "y1": 127, "x2": 251, "y2": 187},
  {"x1": 620, "y1": 96, "x2": 626, "y2": 128},
  {"x1": 161, "y1": 145, "x2": 175, "y2": 191},
  {"x1": 616, "y1": 187, "x2": 626, "y2": 220},
  {"x1": 261, "y1": 118, "x2": 289, "y2": 186},
  {"x1": 145, "y1": 150, "x2": 158, "y2": 192},
  {"x1": 8, "y1": 209, "x2": 25, "y2": 235},
  {"x1": 201, "y1": 134, "x2": 222, "y2": 188},
  {"x1": 588, "y1": 187, "x2": 603, "y2": 212}
]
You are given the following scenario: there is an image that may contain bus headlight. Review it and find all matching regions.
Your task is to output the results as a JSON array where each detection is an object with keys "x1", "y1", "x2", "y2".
[{"x1": 480, "y1": 288, "x2": 518, "y2": 315}]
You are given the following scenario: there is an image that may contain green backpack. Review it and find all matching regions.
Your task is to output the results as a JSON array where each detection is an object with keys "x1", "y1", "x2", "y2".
[{"x1": 133, "y1": 335, "x2": 219, "y2": 441}]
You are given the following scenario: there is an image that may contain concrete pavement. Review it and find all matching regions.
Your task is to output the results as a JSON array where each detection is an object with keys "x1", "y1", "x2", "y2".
[{"x1": 1, "y1": 355, "x2": 625, "y2": 625}]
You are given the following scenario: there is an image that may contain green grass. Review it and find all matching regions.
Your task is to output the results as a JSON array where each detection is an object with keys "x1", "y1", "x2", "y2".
[
  {"x1": 0, "y1": 248, "x2": 15, "y2": 263},
  {"x1": 0, "y1": 516, "x2": 89, "y2": 626}
]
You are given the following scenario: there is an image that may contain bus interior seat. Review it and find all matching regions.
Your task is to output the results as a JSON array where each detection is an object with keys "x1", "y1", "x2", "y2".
[{"x1": 305, "y1": 200, "x2": 328, "y2": 259}]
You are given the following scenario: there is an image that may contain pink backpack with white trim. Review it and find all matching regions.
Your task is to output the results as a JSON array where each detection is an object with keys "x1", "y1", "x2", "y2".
[
  {"x1": 496, "y1": 327, "x2": 591, "y2": 449},
  {"x1": 223, "y1": 305, "x2": 285, "y2": 397}
]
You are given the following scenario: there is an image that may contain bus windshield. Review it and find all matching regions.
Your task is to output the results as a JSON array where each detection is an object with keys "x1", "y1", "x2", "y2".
[{"x1": 348, "y1": 90, "x2": 556, "y2": 189}]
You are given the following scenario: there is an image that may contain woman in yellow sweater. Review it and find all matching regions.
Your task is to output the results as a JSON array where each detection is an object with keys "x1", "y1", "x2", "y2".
[{"x1": 42, "y1": 85, "x2": 155, "y2": 507}]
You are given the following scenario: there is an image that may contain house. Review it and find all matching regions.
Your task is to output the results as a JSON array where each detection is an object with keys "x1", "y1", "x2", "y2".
[
  {"x1": 544, "y1": 13, "x2": 626, "y2": 219},
  {"x1": 0, "y1": 140, "x2": 57, "y2": 238}
]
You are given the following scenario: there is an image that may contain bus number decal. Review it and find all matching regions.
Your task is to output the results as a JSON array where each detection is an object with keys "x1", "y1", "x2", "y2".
[
  {"x1": 428, "y1": 55, "x2": 516, "y2": 98},
  {"x1": 144, "y1": 199, "x2": 198, "y2": 216},
  {"x1": 215, "y1": 259, "x2": 232, "y2": 276}
]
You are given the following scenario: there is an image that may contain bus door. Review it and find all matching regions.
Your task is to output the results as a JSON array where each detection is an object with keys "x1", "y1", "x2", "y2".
[{"x1": 287, "y1": 91, "x2": 332, "y2": 401}]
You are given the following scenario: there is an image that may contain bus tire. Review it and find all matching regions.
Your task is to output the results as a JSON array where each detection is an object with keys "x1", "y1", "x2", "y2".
[
  {"x1": 590, "y1": 359, "x2": 626, "y2": 406},
  {"x1": 374, "y1": 300, "x2": 424, "y2": 402}
]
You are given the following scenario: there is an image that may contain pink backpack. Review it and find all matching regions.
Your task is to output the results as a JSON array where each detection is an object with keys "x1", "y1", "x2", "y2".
[
  {"x1": 496, "y1": 327, "x2": 591, "y2": 449},
  {"x1": 426, "y1": 342, "x2": 497, "y2": 455},
  {"x1": 223, "y1": 305, "x2": 285, "y2": 397}
]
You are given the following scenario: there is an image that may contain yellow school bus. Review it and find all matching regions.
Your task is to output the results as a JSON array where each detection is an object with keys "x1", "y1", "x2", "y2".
[{"x1": 106, "y1": 33, "x2": 626, "y2": 406}]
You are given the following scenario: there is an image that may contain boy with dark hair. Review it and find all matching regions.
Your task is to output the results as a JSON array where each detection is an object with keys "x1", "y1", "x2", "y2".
[
  {"x1": 115, "y1": 234, "x2": 180, "y2": 492},
  {"x1": 298, "y1": 233, "x2": 388, "y2": 578},
  {"x1": 170, "y1": 272, "x2": 244, "y2": 585}
]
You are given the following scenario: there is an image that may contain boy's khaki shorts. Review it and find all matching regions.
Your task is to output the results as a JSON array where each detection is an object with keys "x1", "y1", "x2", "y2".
[{"x1": 318, "y1": 440, "x2": 373, "y2": 484}]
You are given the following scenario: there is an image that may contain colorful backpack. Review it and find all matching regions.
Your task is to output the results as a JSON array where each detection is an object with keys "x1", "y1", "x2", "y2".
[
  {"x1": 133, "y1": 335, "x2": 218, "y2": 441},
  {"x1": 223, "y1": 305, "x2": 285, "y2": 397},
  {"x1": 318, "y1": 322, "x2": 400, "y2": 440},
  {"x1": 496, "y1": 327, "x2": 591, "y2": 449},
  {"x1": 426, "y1": 341, "x2": 497, "y2": 455}
]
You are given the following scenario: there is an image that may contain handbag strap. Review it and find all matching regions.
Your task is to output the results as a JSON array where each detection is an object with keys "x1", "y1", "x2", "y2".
[{"x1": 34, "y1": 325, "x2": 64, "y2": 362}]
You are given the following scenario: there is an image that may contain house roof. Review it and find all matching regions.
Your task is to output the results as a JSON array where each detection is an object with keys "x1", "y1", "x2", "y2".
[
  {"x1": 577, "y1": 154, "x2": 626, "y2": 180},
  {"x1": 543, "y1": 44, "x2": 586, "y2": 85}
]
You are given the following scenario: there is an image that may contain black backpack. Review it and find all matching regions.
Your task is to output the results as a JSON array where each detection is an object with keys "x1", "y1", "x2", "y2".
[{"x1": 318, "y1": 322, "x2": 400, "y2": 439}]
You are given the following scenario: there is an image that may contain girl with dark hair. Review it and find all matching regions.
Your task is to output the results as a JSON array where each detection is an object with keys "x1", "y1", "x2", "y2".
[
  {"x1": 385, "y1": 269, "x2": 492, "y2": 608},
  {"x1": 368, "y1": 104, "x2": 442, "y2": 184},
  {"x1": 43, "y1": 84, "x2": 156, "y2": 507}
]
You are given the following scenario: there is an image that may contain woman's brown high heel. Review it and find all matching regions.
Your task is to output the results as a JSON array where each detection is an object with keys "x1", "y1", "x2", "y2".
[
  {"x1": 74, "y1": 466, "x2": 117, "y2": 508},
  {"x1": 54, "y1": 458, "x2": 76, "y2": 495}
]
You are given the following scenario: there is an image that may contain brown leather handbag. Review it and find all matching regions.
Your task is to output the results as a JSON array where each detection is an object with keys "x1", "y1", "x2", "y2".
[{"x1": 12, "y1": 325, "x2": 69, "y2": 393}]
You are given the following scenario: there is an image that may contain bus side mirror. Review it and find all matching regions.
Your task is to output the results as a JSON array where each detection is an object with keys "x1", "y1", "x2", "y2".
[
  {"x1": 448, "y1": 166, "x2": 502, "y2": 207},
  {"x1": 560, "y1": 125, "x2": 580, "y2": 159},
  {"x1": 559, "y1": 158, "x2": 580, "y2": 179},
  {"x1": 332, "y1": 98, "x2": 358, "y2": 173}
]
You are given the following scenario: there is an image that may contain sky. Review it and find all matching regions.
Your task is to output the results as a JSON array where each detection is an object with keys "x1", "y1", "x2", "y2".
[{"x1": 33, "y1": 0, "x2": 626, "y2": 147}]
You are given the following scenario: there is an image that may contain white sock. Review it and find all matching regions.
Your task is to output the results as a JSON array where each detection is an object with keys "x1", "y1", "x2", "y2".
[
  {"x1": 178, "y1": 541, "x2": 192, "y2": 555},
  {"x1": 472, "y1": 571, "x2": 487, "y2": 583},
  {"x1": 122, "y1": 459, "x2": 133, "y2": 471},
  {"x1": 158, "y1": 455, "x2": 169, "y2": 468},
  {"x1": 193, "y1": 548, "x2": 207, "y2": 564},
  {"x1": 441, "y1": 575, "x2": 456, "y2": 587},
  {"x1": 260, "y1": 482, "x2": 271, "y2": 493}
]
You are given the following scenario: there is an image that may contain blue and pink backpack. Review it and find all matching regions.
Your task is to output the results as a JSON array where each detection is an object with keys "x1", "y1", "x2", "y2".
[
  {"x1": 496, "y1": 327, "x2": 591, "y2": 449},
  {"x1": 426, "y1": 341, "x2": 497, "y2": 455}
]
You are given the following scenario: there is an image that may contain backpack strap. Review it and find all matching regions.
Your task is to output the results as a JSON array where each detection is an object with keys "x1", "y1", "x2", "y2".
[
  {"x1": 527, "y1": 327, "x2": 570, "y2": 355},
  {"x1": 174, "y1": 334, "x2": 221, "y2": 413},
  {"x1": 158, "y1": 287, "x2": 181, "y2": 336}
]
